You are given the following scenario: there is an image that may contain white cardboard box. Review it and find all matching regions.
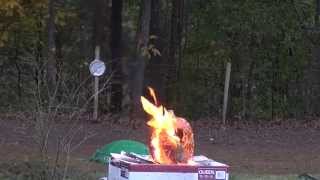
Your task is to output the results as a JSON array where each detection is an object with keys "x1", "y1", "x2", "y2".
[{"x1": 108, "y1": 156, "x2": 229, "y2": 180}]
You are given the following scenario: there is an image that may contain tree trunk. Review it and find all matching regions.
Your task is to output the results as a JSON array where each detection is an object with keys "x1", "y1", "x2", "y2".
[
  {"x1": 304, "y1": 0, "x2": 320, "y2": 115},
  {"x1": 312, "y1": 0, "x2": 320, "y2": 115},
  {"x1": 13, "y1": 32, "x2": 22, "y2": 100},
  {"x1": 129, "y1": 0, "x2": 152, "y2": 121},
  {"x1": 55, "y1": 31, "x2": 63, "y2": 83},
  {"x1": 79, "y1": 0, "x2": 87, "y2": 85},
  {"x1": 245, "y1": 59, "x2": 255, "y2": 119},
  {"x1": 167, "y1": 0, "x2": 184, "y2": 104},
  {"x1": 110, "y1": 0, "x2": 123, "y2": 113},
  {"x1": 315, "y1": 0, "x2": 320, "y2": 26},
  {"x1": 93, "y1": 0, "x2": 105, "y2": 48},
  {"x1": 35, "y1": 11, "x2": 44, "y2": 87},
  {"x1": 47, "y1": 0, "x2": 57, "y2": 94},
  {"x1": 168, "y1": 0, "x2": 184, "y2": 81},
  {"x1": 309, "y1": 45, "x2": 320, "y2": 116},
  {"x1": 144, "y1": 0, "x2": 167, "y2": 104}
]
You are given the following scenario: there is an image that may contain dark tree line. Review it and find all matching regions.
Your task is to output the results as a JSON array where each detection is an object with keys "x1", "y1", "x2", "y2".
[{"x1": 0, "y1": 0, "x2": 320, "y2": 121}]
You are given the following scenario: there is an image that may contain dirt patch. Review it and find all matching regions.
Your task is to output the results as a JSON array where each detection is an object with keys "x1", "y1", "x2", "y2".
[{"x1": 0, "y1": 115, "x2": 319, "y2": 175}]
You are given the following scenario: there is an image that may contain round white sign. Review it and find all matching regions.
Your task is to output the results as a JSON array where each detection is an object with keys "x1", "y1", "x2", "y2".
[{"x1": 89, "y1": 59, "x2": 106, "y2": 76}]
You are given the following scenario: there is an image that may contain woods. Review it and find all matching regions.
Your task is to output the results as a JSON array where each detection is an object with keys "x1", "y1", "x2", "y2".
[{"x1": 0, "y1": 0, "x2": 319, "y2": 121}]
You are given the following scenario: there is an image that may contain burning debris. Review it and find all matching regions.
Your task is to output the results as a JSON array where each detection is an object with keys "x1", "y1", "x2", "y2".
[
  {"x1": 104, "y1": 87, "x2": 230, "y2": 180},
  {"x1": 141, "y1": 87, "x2": 194, "y2": 165}
]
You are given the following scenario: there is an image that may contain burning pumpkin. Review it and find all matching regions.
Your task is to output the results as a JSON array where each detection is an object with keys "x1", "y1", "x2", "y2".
[{"x1": 141, "y1": 87, "x2": 194, "y2": 165}]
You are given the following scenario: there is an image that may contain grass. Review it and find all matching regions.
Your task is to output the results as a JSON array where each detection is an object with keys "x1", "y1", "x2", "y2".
[
  {"x1": 230, "y1": 174, "x2": 319, "y2": 180},
  {"x1": 230, "y1": 174, "x2": 296, "y2": 180},
  {"x1": 0, "y1": 160, "x2": 318, "y2": 180},
  {"x1": 0, "y1": 160, "x2": 103, "y2": 180}
]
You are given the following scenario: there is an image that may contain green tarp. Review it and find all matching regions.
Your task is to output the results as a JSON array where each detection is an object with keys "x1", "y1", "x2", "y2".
[{"x1": 90, "y1": 140, "x2": 149, "y2": 164}]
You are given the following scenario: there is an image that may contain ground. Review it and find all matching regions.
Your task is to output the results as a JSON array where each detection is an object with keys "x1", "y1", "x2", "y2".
[{"x1": 0, "y1": 113, "x2": 320, "y2": 178}]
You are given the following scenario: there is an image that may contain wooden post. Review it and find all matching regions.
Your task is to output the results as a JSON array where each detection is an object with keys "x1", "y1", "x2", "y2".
[
  {"x1": 93, "y1": 46, "x2": 100, "y2": 122},
  {"x1": 222, "y1": 62, "x2": 231, "y2": 128}
]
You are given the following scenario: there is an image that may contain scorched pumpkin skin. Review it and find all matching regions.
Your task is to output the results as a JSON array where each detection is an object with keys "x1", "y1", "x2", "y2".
[{"x1": 150, "y1": 117, "x2": 194, "y2": 164}]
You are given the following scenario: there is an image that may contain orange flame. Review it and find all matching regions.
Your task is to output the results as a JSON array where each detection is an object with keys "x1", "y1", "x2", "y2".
[{"x1": 141, "y1": 87, "x2": 194, "y2": 165}]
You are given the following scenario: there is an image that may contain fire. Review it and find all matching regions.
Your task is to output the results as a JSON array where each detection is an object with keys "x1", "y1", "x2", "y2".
[{"x1": 141, "y1": 87, "x2": 194, "y2": 165}]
